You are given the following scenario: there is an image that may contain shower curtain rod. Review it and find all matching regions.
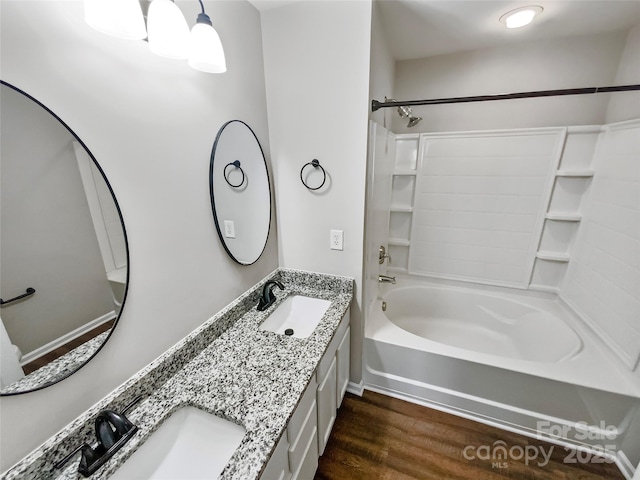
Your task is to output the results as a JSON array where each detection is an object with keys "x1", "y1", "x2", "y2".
[{"x1": 371, "y1": 84, "x2": 640, "y2": 112}]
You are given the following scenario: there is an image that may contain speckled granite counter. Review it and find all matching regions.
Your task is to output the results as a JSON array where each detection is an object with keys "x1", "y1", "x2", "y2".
[{"x1": 2, "y1": 268, "x2": 353, "y2": 480}]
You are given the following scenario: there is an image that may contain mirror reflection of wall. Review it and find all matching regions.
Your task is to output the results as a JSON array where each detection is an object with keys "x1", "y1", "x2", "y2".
[
  {"x1": 0, "y1": 82, "x2": 128, "y2": 394},
  {"x1": 210, "y1": 120, "x2": 271, "y2": 265}
]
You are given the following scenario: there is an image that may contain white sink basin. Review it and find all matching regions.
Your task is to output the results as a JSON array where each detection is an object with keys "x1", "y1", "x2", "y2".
[
  {"x1": 111, "y1": 406, "x2": 245, "y2": 479},
  {"x1": 259, "y1": 295, "x2": 331, "y2": 338}
]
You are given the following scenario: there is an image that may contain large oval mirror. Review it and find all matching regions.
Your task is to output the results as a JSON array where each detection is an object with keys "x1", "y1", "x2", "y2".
[
  {"x1": 210, "y1": 120, "x2": 271, "y2": 265},
  {"x1": 0, "y1": 81, "x2": 129, "y2": 395}
]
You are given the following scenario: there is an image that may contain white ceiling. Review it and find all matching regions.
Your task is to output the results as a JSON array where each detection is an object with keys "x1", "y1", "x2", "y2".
[
  {"x1": 377, "y1": 0, "x2": 640, "y2": 60},
  {"x1": 250, "y1": 1, "x2": 640, "y2": 61}
]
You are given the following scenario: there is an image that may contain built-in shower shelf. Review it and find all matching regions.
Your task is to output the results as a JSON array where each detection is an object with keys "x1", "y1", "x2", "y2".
[
  {"x1": 535, "y1": 252, "x2": 570, "y2": 262},
  {"x1": 387, "y1": 266, "x2": 407, "y2": 274},
  {"x1": 392, "y1": 170, "x2": 417, "y2": 176},
  {"x1": 545, "y1": 212, "x2": 582, "y2": 222},
  {"x1": 388, "y1": 238, "x2": 410, "y2": 247},
  {"x1": 529, "y1": 284, "x2": 560, "y2": 294},
  {"x1": 390, "y1": 206, "x2": 413, "y2": 213},
  {"x1": 556, "y1": 170, "x2": 595, "y2": 177}
]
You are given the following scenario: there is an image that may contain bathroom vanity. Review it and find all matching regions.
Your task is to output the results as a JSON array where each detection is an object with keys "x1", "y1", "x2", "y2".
[{"x1": 2, "y1": 269, "x2": 353, "y2": 480}]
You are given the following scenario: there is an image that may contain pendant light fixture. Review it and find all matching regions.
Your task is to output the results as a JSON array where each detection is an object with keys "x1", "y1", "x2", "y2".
[
  {"x1": 83, "y1": 0, "x2": 147, "y2": 40},
  {"x1": 188, "y1": 0, "x2": 227, "y2": 73},
  {"x1": 84, "y1": 0, "x2": 227, "y2": 74},
  {"x1": 147, "y1": 0, "x2": 190, "y2": 59}
]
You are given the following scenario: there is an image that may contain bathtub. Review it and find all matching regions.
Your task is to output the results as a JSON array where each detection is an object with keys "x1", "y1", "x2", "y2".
[{"x1": 364, "y1": 278, "x2": 640, "y2": 474}]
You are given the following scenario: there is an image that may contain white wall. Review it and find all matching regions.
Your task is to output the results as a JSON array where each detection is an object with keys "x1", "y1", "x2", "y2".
[
  {"x1": 393, "y1": 30, "x2": 628, "y2": 134},
  {"x1": 369, "y1": 1, "x2": 395, "y2": 128},
  {"x1": 260, "y1": 0, "x2": 372, "y2": 384},
  {"x1": 606, "y1": 23, "x2": 640, "y2": 123},
  {"x1": 0, "y1": 0, "x2": 277, "y2": 470},
  {"x1": 364, "y1": 1, "x2": 396, "y2": 327}
]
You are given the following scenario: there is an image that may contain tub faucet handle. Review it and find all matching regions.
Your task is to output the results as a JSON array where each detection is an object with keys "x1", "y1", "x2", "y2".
[{"x1": 379, "y1": 245, "x2": 391, "y2": 264}]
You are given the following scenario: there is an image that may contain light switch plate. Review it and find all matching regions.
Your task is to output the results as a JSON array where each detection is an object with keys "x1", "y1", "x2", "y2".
[
  {"x1": 330, "y1": 230, "x2": 343, "y2": 250},
  {"x1": 224, "y1": 220, "x2": 236, "y2": 238}
]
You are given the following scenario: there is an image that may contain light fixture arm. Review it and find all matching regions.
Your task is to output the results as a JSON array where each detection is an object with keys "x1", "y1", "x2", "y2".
[{"x1": 196, "y1": 0, "x2": 213, "y2": 26}]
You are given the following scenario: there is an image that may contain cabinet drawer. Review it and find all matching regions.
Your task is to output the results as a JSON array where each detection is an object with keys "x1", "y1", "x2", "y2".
[
  {"x1": 287, "y1": 375, "x2": 317, "y2": 447},
  {"x1": 291, "y1": 426, "x2": 318, "y2": 480},
  {"x1": 288, "y1": 399, "x2": 318, "y2": 478}
]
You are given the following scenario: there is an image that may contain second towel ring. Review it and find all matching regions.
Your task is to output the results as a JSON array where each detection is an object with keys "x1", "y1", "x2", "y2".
[
  {"x1": 224, "y1": 160, "x2": 245, "y2": 188},
  {"x1": 300, "y1": 159, "x2": 326, "y2": 190}
]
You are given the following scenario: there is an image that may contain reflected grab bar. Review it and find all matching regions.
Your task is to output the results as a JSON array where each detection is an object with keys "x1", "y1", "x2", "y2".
[{"x1": 0, "y1": 287, "x2": 36, "y2": 306}]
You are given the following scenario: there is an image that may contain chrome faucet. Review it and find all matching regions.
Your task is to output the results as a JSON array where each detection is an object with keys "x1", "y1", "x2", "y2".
[
  {"x1": 378, "y1": 275, "x2": 396, "y2": 284},
  {"x1": 257, "y1": 280, "x2": 284, "y2": 311}
]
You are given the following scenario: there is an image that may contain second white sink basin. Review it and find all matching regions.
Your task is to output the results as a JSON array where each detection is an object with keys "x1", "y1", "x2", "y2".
[
  {"x1": 110, "y1": 406, "x2": 245, "y2": 479},
  {"x1": 259, "y1": 295, "x2": 331, "y2": 338}
]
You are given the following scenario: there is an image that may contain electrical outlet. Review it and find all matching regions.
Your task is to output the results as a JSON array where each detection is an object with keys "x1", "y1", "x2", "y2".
[
  {"x1": 224, "y1": 220, "x2": 236, "y2": 238},
  {"x1": 330, "y1": 230, "x2": 343, "y2": 251}
]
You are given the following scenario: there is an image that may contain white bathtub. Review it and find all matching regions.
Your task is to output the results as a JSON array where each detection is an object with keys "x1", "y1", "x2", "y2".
[
  {"x1": 380, "y1": 285, "x2": 582, "y2": 364},
  {"x1": 364, "y1": 279, "x2": 640, "y2": 473}
]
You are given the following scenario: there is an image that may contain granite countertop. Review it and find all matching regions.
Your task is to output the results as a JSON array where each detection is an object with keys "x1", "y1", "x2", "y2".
[{"x1": 3, "y1": 268, "x2": 353, "y2": 480}]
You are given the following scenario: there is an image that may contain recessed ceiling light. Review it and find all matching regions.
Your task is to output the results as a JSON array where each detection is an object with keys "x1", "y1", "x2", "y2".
[{"x1": 500, "y1": 5, "x2": 543, "y2": 29}]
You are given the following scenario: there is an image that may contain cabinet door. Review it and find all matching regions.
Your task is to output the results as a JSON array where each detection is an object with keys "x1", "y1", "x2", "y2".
[
  {"x1": 316, "y1": 357, "x2": 337, "y2": 455},
  {"x1": 336, "y1": 326, "x2": 350, "y2": 408},
  {"x1": 260, "y1": 433, "x2": 291, "y2": 480}
]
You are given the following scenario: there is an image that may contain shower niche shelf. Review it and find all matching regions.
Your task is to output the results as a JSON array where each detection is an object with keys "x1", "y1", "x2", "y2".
[
  {"x1": 556, "y1": 170, "x2": 595, "y2": 177},
  {"x1": 390, "y1": 206, "x2": 413, "y2": 213},
  {"x1": 528, "y1": 126, "x2": 600, "y2": 293},
  {"x1": 545, "y1": 212, "x2": 581, "y2": 222},
  {"x1": 387, "y1": 243, "x2": 409, "y2": 273},
  {"x1": 386, "y1": 134, "x2": 420, "y2": 274},
  {"x1": 535, "y1": 252, "x2": 570, "y2": 262}
]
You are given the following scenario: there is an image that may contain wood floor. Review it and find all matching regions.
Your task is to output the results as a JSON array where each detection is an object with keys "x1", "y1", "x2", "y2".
[
  {"x1": 315, "y1": 391, "x2": 625, "y2": 480},
  {"x1": 22, "y1": 319, "x2": 115, "y2": 374}
]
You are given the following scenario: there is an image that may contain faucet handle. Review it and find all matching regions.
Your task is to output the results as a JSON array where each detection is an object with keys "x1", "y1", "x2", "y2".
[{"x1": 379, "y1": 245, "x2": 391, "y2": 264}]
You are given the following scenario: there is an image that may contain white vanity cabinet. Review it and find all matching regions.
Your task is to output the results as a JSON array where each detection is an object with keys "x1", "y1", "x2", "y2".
[
  {"x1": 288, "y1": 375, "x2": 319, "y2": 480},
  {"x1": 316, "y1": 309, "x2": 350, "y2": 455},
  {"x1": 336, "y1": 326, "x2": 350, "y2": 408},
  {"x1": 260, "y1": 433, "x2": 290, "y2": 480},
  {"x1": 260, "y1": 308, "x2": 351, "y2": 480}
]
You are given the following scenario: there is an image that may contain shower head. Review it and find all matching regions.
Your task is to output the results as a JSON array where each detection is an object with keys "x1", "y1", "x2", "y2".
[
  {"x1": 407, "y1": 116, "x2": 422, "y2": 128},
  {"x1": 385, "y1": 97, "x2": 422, "y2": 128}
]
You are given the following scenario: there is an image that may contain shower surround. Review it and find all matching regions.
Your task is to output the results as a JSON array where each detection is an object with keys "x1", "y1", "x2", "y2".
[{"x1": 364, "y1": 118, "x2": 640, "y2": 479}]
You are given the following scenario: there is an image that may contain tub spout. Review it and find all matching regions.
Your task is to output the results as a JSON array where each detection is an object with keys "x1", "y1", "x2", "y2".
[{"x1": 378, "y1": 275, "x2": 396, "y2": 284}]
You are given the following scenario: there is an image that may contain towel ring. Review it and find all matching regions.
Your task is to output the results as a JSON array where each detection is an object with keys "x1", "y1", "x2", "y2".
[
  {"x1": 224, "y1": 160, "x2": 245, "y2": 188},
  {"x1": 300, "y1": 159, "x2": 326, "y2": 190}
]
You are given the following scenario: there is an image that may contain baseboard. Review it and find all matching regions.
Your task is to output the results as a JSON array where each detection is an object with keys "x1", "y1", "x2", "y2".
[
  {"x1": 617, "y1": 451, "x2": 637, "y2": 480},
  {"x1": 20, "y1": 311, "x2": 115, "y2": 365},
  {"x1": 346, "y1": 379, "x2": 364, "y2": 396}
]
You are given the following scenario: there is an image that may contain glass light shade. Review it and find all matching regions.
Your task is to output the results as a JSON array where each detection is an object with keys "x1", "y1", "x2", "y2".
[
  {"x1": 500, "y1": 6, "x2": 543, "y2": 29},
  {"x1": 188, "y1": 21, "x2": 227, "y2": 73},
  {"x1": 147, "y1": 0, "x2": 190, "y2": 59},
  {"x1": 83, "y1": 0, "x2": 147, "y2": 40}
]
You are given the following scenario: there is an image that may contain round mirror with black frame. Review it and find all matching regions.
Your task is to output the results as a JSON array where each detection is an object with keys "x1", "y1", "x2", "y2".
[
  {"x1": 0, "y1": 81, "x2": 129, "y2": 395},
  {"x1": 210, "y1": 120, "x2": 271, "y2": 265}
]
